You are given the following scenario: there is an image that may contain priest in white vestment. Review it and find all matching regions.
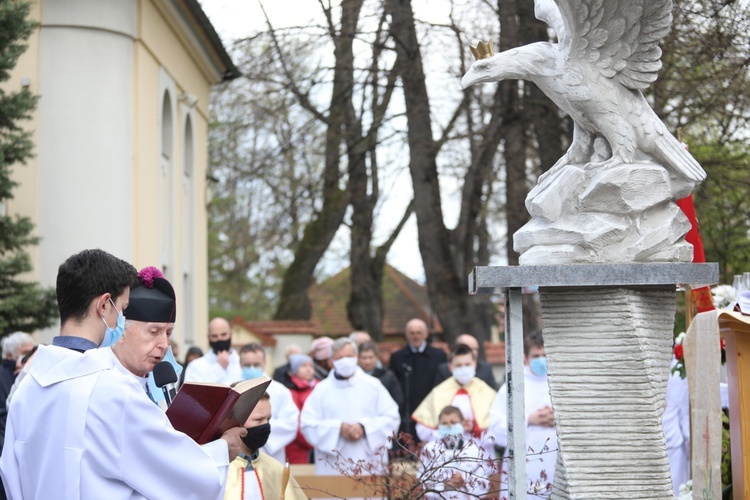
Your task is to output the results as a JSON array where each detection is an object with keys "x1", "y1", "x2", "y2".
[
  {"x1": 238, "y1": 342, "x2": 300, "y2": 464},
  {"x1": 1, "y1": 261, "x2": 247, "y2": 500},
  {"x1": 489, "y1": 332, "x2": 557, "y2": 497},
  {"x1": 300, "y1": 338, "x2": 400, "y2": 478}
]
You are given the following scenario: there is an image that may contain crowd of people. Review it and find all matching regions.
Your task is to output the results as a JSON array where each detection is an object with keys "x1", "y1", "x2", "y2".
[
  {"x1": 0, "y1": 248, "x2": 693, "y2": 499},
  {"x1": 167, "y1": 313, "x2": 561, "y2": 498}
]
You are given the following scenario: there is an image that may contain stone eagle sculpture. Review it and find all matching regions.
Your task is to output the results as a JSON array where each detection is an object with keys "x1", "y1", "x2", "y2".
[
  {"x1": 462, "y1": 0, "x2": 706, "y2": 265},
  {"x1": 462, "y1": 0, "x2": 705, "y2": 192}
]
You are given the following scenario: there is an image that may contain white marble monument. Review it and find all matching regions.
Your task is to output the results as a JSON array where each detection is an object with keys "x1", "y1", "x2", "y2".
[{"x1": 462, "y1": 0, "x2": 707, "y2": 497}]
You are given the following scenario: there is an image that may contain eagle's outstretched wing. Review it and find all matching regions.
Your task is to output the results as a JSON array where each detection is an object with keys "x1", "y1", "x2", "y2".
[{"x1": 545, "y1": 0, "x2": 672, "y2": 90}]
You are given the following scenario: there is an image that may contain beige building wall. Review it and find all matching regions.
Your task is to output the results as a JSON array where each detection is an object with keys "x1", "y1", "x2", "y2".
[{"x1": 5, "y1": 0, "x2": 234, "y2": 350}]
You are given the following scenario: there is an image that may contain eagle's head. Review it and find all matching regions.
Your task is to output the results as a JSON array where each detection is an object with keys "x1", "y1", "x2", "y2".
[{"x1": 462, "y1": 44, "x2": 555, "y2": 89}]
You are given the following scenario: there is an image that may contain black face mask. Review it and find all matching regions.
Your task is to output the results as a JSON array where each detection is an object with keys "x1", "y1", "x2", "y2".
[
  {"x1": 241, "y1": 423, "x2": 271, "y2": 452},
  {"x1": 210, "y1": 339, "x2": 232, "y2": 354}
]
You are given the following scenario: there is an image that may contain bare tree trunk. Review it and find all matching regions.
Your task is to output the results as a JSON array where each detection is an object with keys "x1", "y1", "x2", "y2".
[
  {"x1": 345, "y1": 12, "x2": 407, "y2": 341},
  {"x1": 385, "y1": 0, "x2": 470, "y2": 344},
  {"x1": 274, "y1": 0, "x2": 363, "y2": 319}
]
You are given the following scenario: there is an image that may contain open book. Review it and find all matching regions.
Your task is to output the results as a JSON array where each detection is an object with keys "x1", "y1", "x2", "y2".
[{"x1": 166, "y1": 376, "x2": 272, "y2": 444}]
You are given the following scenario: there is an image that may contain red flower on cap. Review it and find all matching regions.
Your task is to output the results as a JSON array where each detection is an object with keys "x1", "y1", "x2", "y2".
[
  {"x1": 138, "y1": 266, "x2": 164, "y2": 289},
  {"x1": 673, "y1": 343, "x2": 684, "y2": 360}
]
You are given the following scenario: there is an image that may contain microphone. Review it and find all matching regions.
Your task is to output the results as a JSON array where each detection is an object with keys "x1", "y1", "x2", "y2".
[
  {"x1": 401, "y1": 362, "x2": 412, "y2": 374},
  {"x1": 153, "y1": 361, "x2": 178, "y2": 406}
]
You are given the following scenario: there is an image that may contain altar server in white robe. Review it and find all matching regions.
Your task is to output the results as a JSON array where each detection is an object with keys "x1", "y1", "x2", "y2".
[
  {"x1": 1, "y1": 262, "x2": 247, "y2": 500},
  {"x1": 301, "y1": 337, "x2": 400, "y2": 476},
  {"x1": 239, "y1": 342, "x2": 300, "y2": 464},
  {"x1": 489, "y1": 332, "x2": 558, "y2": 496},
  {"x1": 419, "y1": 405, "x2": 491, "y2": 499},
  {"x1": 184, "y1": 317, "x2": 243, "y2": 384}
]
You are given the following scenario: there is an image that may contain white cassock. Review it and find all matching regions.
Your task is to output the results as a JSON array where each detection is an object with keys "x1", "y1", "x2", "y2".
[
  {"x1": 262, "y1": 379, "x2": 300, "y2": 464},
  {"x1": 184, "y1": 350, "x2": 243, "y2": 384},
  {"x1": 300, "y1": 367, "x2": 400, "y2": 476},
  {"x1": 664, "y1": 369, "x2": 690, "y2": 496},
  {"x1": 489, "y1": 366, "x2": 558, "y2": 496},
  {"x1": 418, "y1": 435, "x2": 491, "y2": 500},
  {"x1": 1, "y1": 345, "x2": 230, "y2": 500}
]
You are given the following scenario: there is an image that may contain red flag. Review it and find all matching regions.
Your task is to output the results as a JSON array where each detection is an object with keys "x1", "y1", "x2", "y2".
[{"x1": 677, "y1": 195, "x2": 714, "y2": 312}]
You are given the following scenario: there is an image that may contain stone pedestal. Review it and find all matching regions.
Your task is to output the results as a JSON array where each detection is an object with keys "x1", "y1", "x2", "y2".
[
  {"x1": 541, "y1": 287, "x2": 674, "y2": 498},
  {"x1": 469, "y1": 263, "x2": 719, "y2": 499}
]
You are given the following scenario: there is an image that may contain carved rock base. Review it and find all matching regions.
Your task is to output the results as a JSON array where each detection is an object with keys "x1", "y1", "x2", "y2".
[
  {"x1": 540, "y1": 287, "x2": 674, "y2": 499},
  {"x1": 516, "y1": 163, "x2": 693, "y2": 265}
]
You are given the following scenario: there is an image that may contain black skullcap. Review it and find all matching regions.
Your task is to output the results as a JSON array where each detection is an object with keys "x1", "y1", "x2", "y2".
[{"x1": 124, "y1": 266, "x2": 176, "y2": 323}]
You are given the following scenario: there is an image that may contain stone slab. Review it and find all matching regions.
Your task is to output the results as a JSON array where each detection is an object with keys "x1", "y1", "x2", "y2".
[{"x1": 468, "y1": 263, "x2": 719, "y2": 294}]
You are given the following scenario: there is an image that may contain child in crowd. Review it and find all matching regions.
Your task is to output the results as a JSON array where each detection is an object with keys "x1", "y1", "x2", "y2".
[{"x1": 418, "y1": 405, "x2": 491, "y2": 499}]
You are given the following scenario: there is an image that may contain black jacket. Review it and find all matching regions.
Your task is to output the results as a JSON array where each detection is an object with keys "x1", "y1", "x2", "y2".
[
  {"x1": 367, "y1": 367, "x2": 404, "y2": 410},
  {"x1": 389, "y1": 344, "x2": 447, "y2": 435}
]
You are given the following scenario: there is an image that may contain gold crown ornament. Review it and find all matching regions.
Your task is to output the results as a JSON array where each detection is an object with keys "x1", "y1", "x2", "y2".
[{"x1": 469, "y1": 39, "x2": 494, "y2": 60}]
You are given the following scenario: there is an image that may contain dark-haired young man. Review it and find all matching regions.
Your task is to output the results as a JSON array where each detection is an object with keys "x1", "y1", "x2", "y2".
[
  {"x1": 489, "y1": 331, "x2": 558, "y2": 494},
  {"x1": 52, "y1": 248, "x2": 138, "y2": 352},
  {"x1": 1, "y1": 252, "x2": 247, "y2": 499}
]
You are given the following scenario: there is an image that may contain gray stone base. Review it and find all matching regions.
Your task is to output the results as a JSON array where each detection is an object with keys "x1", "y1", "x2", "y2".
[{"x1": 540, "y1": 287, "x2": 674, "y2": 499}]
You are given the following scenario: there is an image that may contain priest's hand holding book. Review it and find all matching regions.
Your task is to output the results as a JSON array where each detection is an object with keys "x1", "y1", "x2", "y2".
[{"x1": 220, "y1": 426, "x2": 248, "y2": 461}]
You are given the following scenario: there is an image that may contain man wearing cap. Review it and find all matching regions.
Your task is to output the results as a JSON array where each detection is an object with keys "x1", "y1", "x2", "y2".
[
  {"x1": 184, "y1": 317, "x2": 243, "y2": 384},
  {"x1": 1, "y1": 262, "x2": 247, "y2": 499},
  {"x1": 308, "y1": 336, "x2": 334, "y2": 380}
]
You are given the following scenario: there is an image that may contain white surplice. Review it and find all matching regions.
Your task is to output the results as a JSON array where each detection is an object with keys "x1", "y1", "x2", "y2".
[
  {"x1": 300, "y1": 366, "x2": 400, "y2": 476},
  {"x1": 0, "y1": 345, "x2": 230, "y2": 500},
  {"x1": 183, "y1": 349, "x2": 243, "y2": 385},
  {"x1": 418, "y1": 434, "x2": 491, "y2": 500},
  {"x1": 489, "y1": 366, "x2": 558, "y2": 496},
  {"x1": 664, "y1": 368, "x2": 690, "y2": 496},
  {"x1": 262, "y1": 379, "x2": 300, "y2": 464}
]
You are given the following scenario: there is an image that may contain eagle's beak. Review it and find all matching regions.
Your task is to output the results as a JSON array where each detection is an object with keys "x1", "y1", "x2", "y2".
[{"x1": 461, "y1": 68, "x2": 478, "y2": 89}]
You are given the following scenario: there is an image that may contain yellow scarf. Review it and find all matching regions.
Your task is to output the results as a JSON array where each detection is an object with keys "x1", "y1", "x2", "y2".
[
  {"x1": 411, "y1": 377, "x2": 496, "y2": 430},
  {"x1": 223, "y1": 452, "x2": 308, "y2": 500}
]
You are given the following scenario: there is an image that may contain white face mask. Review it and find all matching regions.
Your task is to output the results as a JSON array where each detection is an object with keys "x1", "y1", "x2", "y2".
[
  {"x1": 452, "y1": 365, "x2": 476, "y2": 385},
  {"x1": 332, "y1": 356, "x2": 358, "y2": 378}
]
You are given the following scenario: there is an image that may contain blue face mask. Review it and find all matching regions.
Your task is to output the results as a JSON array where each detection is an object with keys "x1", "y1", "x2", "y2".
[
  {"x1": 438, "y1": 423, "x2": 464, "y2": 439},
  {"x1": 530, "y1": 356, "x2": 548, "y2": 376},
  {"x1": 242, "y1": 366, "x2": 265, "y2": 380},
  {"x1": 100, "y1": 299, "x2": 125, "y2": 348}
]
